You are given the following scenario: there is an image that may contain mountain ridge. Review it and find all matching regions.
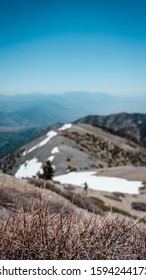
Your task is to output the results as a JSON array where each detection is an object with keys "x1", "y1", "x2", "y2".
[
  {"x1": 1, "y1": 111, "x2": 146, "y2": 158},
  {"x1": 75, "y1": 112, "x2": 146, "y2": 146},
  {"x1": 1, "y1": 122, "x2": 146, "y2": 179}
]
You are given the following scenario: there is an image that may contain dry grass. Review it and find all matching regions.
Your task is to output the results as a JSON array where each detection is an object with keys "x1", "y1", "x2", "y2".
[
  {"x1": 0, "y1": 191, "x2": 146, "y2": 259},
  {"x1": 29, "y1": 179, "x2": 103, "y2": 215}
]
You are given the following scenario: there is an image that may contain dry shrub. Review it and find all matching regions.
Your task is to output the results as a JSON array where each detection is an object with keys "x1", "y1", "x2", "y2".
[
  {"x1": 29, "y1": 179, "x2": 103, "y2": 215},
  {"x1": 132, "y1": 202, "x2": 146, "y2": 212},
  {"x1": 104, "y1": 194, "x2": 122, "y2": 202},
  {"x1": 0, "y1": 185, "x2": 146, "y2": 260},
  {"x1": 0, "y1": 187, "x2": 20, "y2": 209},
  {"x1": 0, "y1": 185, "x2": 74, "y2": 219},
  {"x1": 112, "y1": 192, "x2": 126, "y2": 198},
  {"x1": 1, "y1": 194, "x2": 146, "y2": 259}
]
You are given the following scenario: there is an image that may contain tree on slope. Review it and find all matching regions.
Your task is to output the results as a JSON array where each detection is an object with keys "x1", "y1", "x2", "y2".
[{"x1": 38, "y1": 160, "x2": 54, "y2": 180}]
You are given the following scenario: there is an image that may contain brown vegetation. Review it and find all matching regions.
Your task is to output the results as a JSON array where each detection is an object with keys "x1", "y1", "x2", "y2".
[
  {"x1": 132, "y1": 202, "x2": 146, "y2": 212},
  {"x1": 63, "y1": 130, "x2": 146, "y2": 167},
  {"x1": 29, "y1": 179, "x2": 103, "y2": 215},
  {"x1": 0, "y1": 187, "x2": 146, "y2": 259}
]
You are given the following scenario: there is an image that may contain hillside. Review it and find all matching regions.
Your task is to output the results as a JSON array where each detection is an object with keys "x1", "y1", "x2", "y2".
[
  {"x1": 0, "y1": 173, "x2": 146, "y2": 259},
  {"x1": 1, "y1": 121, "x2": 146, "y2": 259},
  {"x1": 75, "y1": 113, "x2": 146, "y2": 146},
  {"x1": 1, "y1": 122, "x2": 146, "y2": 177},
  {"x1": 0, "y1": 126, "x2": 43, "y2": 157}
]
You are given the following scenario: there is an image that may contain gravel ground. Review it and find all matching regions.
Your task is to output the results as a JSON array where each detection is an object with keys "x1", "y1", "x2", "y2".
[{"x1": 97, "y1": 166, "x2": 146, "y2": 182}]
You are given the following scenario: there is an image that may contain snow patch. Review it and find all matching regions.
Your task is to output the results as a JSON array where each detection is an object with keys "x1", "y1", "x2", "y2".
[
  {"x1": 47, "y1": 131, "x2": 57, "y2": 137},
  {"x1": 58, "y1": 123, "x2": 72, "y2": 131},
  {"x1": 15, "y1": 158, "x2": 43, "y2": 179},
  {"x1": 27, "y1": 146, "x2": 37, "y2": 154},
  {"x1": 52, "y1": 165, "x2": 56, "y2": 170},
  {"x1": 53, "y1": 171, "x2": 142, "y2": 194},
  {"x1": 47, "y1": 155, "x2": 55, "y2": 162},
  {"x1": 26, "y1": 131, "x2": 57, "y2": 154},
  {"x1": 51, "y1": 147, "x2": 59, "y2": 154}
]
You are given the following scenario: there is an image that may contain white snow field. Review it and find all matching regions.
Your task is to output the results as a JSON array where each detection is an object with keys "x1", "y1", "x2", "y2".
[
  {"x1": 51, "y1": 147, "x2": 59, "y2": 154},
  {"x1": 15, "y1": 158, "x2": 43, "y2": 179},
  {"x1": 58, "y1": 123, "x2": 72, "y2": 131},
  {"x1": 53, "y1": 171, "x2": 143, "y2": 194},
  {"x1": 24, "y1": 131, "x2": 57, "y2": 154}
]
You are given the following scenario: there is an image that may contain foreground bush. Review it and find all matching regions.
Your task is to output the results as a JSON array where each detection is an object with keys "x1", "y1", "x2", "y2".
[{"x1": 0, "y1": 196, "x2": 146, "y2": 259}]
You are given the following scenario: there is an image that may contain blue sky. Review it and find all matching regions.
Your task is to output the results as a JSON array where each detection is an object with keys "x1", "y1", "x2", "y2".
[{"x1": 0, "y1": 0, "x2": 146, "y2": 96}]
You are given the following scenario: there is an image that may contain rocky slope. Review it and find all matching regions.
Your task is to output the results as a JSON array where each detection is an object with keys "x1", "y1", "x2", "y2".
[{"x1": 75, "y1": 113, "x2": 146, "y2": 146}]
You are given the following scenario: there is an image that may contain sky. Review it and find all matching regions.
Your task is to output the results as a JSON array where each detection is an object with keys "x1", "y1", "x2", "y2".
[{"x1": 0, "y1": 0, "x2": 146, "y2": 96}]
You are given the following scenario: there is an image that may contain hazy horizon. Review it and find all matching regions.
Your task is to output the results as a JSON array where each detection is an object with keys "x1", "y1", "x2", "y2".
[
  {"x1": 1, "y1": 91, "x2": 146, "y2": 98},
  {"x1": 0, "y1": 0, "x2": 146, "y2": 97},
  {"x1": 0, "y1": 91, "x2": 146, "y2": 115}
]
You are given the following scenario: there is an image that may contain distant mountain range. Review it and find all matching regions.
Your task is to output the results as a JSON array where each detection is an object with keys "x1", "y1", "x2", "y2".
[{"x1": 0, "y1": 92, "x2": 146, "y2": 126}]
